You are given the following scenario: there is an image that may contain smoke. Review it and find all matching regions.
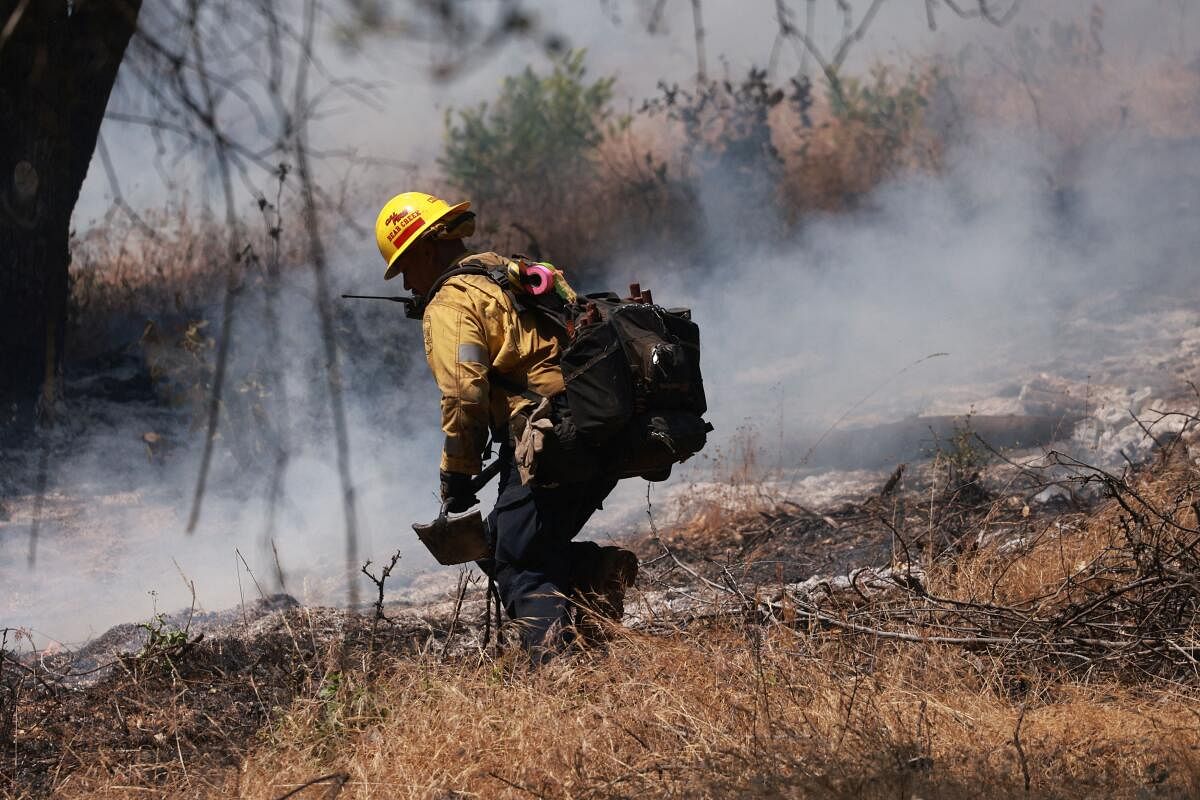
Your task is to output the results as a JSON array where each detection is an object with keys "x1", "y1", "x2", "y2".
[
  {"x1": 624, "y1": 124, "x2": 1200, "y2": 451},
  {"x1": 589, "y1": 0, "x2": 1200, "y2": 512},
  {"x1": 4, "y1": 0, "x2": 1198, "y2": 647},
  {"x1": 609, "y1": 0, "x2": 1199, "y2": 425},
  {"x1": 0, "y1": 268, "x2": 458, "y2": 647}
]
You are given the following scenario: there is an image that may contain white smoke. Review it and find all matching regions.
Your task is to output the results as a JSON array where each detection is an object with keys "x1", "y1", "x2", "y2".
[{"x1": 4, "y1": 0, "x2": 1198, "y2": 647}]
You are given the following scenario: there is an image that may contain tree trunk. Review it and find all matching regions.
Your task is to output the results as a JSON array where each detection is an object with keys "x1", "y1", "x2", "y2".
[{"x1": 0, "y1": 0, "x2": 142, "y2": 434}]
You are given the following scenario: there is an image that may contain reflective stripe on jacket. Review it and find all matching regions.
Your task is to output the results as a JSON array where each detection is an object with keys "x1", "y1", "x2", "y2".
[{"x1": 422, "y1": 252, "x2": 566, "y2": 474}]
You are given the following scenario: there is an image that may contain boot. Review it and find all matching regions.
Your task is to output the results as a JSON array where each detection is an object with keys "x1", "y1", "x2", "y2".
[{"x1": 572, "y1": 545, "x2": 638, "y2": 644}]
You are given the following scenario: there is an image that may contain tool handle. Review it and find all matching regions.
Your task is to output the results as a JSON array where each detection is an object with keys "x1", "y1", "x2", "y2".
[
  {"x1": 437, "y1": 460, "x2": 504, "y2": 520},
  {"x1": 341, "y1": 293, "x2": 421, "y2": 320},
  {"x1": 340, "y1": 294, "x2": 409, "y2": 303},
  {"x1": 471, "y1": 458, "x2": 503, "y2": 492}
]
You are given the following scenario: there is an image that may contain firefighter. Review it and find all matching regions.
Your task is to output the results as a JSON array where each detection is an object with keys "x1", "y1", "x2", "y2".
[{"x1": 374, "y1": 191, "x2": 638, "y2": 661}]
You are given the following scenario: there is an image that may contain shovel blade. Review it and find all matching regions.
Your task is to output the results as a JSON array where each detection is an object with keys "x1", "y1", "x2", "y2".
[{"x1": 412, "y1": 509, "x2": 491, "y2": 565}]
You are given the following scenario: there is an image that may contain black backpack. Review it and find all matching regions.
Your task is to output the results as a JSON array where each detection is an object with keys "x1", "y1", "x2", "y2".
[{"x1": 424, "y1": 259, "x2": 712, "y2": 481}]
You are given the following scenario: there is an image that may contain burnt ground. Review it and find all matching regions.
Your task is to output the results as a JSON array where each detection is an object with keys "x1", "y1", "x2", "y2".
[
  {"x1": 0, "y1": 453, "x2": 1109, "y2": 798},
  {"x1": 2, "y1": 599, "x2": 448, "y2": 797},
  {"x1": 628, "y1": 457, "x2": 1100, "y2": 591}
]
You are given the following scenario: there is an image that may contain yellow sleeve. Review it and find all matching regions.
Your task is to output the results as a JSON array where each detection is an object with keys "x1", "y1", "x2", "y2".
[{"x1": 423, "y1": 290, "x2": 492, "y2": 475}]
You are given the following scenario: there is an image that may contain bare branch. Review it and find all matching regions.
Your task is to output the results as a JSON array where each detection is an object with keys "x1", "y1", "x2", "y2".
[
  {"x1": 689, "y1": 0, "x2": 707, "y2": 82},
  {"x1": 293, "y1": 0, "x2": 361, "y2": 610}
]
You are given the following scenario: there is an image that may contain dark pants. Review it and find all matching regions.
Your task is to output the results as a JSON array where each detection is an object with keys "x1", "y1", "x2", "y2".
[{"x1": 480, "y1": 447, "x2": 617, "y2": 661}]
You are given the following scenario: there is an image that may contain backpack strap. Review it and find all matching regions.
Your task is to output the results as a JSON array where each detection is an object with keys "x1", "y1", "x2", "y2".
[
  {"x1": 488, "y1": 369, "x2": 543, "y2": 404},
  {"x1": 421, "y1": 261, "x2": 550, "y2": 403},
  {"x1": 419, "y1": 262, "x2": 497, "y2": 310},
  {"x1": 420, "y1": 257, "x2": 567, "y2": 405},
  {"x1": 421, "y1": 256, "x2": 571, "y2": 335}
]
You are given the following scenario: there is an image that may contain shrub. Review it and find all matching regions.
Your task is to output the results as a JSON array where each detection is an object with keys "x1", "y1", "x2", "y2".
[
  {"x1": 640, "y1": 69, "x2": 814, "y2": 243},
  {"x1": 441, "y1": 49, "x2": 619, "y2": 221},
  {"x1": 826, "y1": 65, "x2": 934, "y2": 180},
  {"x1": 436, "y1": 54, "x2": 942, "y2": 275},
  {"x1": 781, "y1": 64, "x2": 940, "y2": 213}
]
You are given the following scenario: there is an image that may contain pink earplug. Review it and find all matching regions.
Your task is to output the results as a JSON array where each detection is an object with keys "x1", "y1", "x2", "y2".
[{"x1": 523, "y1": 262, "x2": 555, "y2": 295}]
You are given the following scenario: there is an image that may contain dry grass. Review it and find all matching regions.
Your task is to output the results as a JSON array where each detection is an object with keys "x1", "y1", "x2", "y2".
[
  {"x1": 242, "y1": 639, "x2": 1199, "y2": 799},
  {"x1": 70, "y1": 206, "x2": 236, "y2": 361},
  {"x1": 18, "y1": 447, "x2": 1199, "y2": 800},
  {"x1": 960, "y1": 55, "x2": 1200, "y2": 150},
  {"x1": 46, "y1": 625, "x2": 1200, "y2": 799},
  {"x1": 931, "y1": 448, "x2": 1199, "y2": 609},
  {"x1": 68, "y1": 187, "x2": 327, "y2": 365}
]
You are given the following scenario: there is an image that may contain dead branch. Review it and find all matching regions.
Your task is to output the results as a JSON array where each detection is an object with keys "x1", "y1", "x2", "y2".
[
  {"x1": 292, "y1": 0, "x2": 360, "y2": 610},
  {"x1": 641, "y1": 437, "x2": 1200, "y2": 683},
  {"x1": 689, "y1": 0, "x2": 707, "y2": 82},
  {"x1": 441, "y1": 569, "x2": 473, "y2": 662},
  {"x1": 1012, "y1": 703, "x2": 1031, "y2": 792},
  {"x1": 361, "y1": 549, "x2": 403, "y2": 627},
  {"x1": 272, "y1": 772, "x2": 349, "y2": 800}
]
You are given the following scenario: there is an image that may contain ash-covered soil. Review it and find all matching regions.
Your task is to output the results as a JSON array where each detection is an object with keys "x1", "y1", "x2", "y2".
[
  {"x1": 2, "y1": 591, "x2": 488, "y2": 797},
  {"x1": 627, "y1": 454, "x2": 1108, "y2": 589}
]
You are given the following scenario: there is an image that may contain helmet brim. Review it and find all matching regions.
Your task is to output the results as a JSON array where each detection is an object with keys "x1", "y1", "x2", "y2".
[{"x1": 383, "y1": 200, "x2": 472, "y2": 281}]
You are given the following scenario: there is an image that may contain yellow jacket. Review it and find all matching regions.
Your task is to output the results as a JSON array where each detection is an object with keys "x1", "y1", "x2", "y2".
[{"x1": 422, "y1": 252, "x2": 566, "y2": 474}]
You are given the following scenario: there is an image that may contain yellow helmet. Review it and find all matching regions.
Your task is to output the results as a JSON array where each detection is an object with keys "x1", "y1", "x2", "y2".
[{"x1": 375, "y1": 192, "x2": 472, "y2": 280}]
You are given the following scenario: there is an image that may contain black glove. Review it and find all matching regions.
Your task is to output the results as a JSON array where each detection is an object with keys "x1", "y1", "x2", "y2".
[{"x1": 440, "y1": 470, "x2": 478, "y2": 514}]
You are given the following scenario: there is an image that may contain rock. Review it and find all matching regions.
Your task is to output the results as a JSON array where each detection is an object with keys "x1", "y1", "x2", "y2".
[
  {"x1": 1034, "y1": 484, "x2": 1070, "y2": 505},
  {"x1": 1129, "y1": 387, "x2": 1154, "y2": 416},
  {"x1": 1020, "y1": 374, "x2": 1087, "y2": 417},
  {"x1": 786, "y1": 566, "x2": 925, "y2": 606}
]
